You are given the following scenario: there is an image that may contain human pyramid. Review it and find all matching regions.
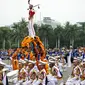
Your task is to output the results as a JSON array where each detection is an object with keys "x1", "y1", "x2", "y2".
[
  {"x1": 0, "y1": 0, "x2": 85, "y2": 85},
  {"x1": 7, "y1": 1, "x2": 62, "y2": 84},
  {"x1": 8, "y1": 1, "x2": 63, "y2": 84},
  {"x1": 10, "y1": 35, "x2": 63, "y2": 85}
]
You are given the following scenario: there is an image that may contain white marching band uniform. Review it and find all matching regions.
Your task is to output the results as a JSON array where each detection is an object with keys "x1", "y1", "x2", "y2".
[
  {"x1": 2, "y1": 52, "x2": 85, "y2": 85},
  {"x1": 67, "y1": 50, "x2": 72, "y2": 67},
  {"x1": 66, "y1": 64, "x2": 82, "y2": 85}
]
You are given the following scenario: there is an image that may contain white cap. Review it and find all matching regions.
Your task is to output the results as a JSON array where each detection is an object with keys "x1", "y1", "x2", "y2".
[
  {"x1": 55, "y1": 56, "x2": 60, "y2": 59},
  {"x1": 2, "y1": 68, "x2": 9, "y2": 72},
  {"x1": 70, "y1": 46, "x2": 73, "y2": 48},
  {"x1": 49, "y1": 57, "x2": 55, "y2": 60},
  {"x1": 49, "y1": 60, "x2": 55, "y2": 64},
  {"x1": 0, "y1": 61, "x2": 6, "y2": 67},
  {"x1": 19, "y1": 59, "x2": 26, "y2": 64},
  {"x1": 24, "y1": 58, "x2": 29, "y2": 62},
  {"x1": 73, "y1": 57, "x2": 78, "y2": 60},
  {"x1": 62, "y1": 47, "x2": 65, "y2": 50},
  {"x1": 39, "y1": 60, "x2": 47, "y2": 65},
  {"x1": 83, "y1": 59, "x2": 85, "y2": 62},
  {"x1": 28, "y1": 60, "x2": 36, "y2": 64}
]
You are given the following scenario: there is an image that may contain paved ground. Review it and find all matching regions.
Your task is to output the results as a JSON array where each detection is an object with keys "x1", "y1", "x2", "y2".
[{"x1": 3, "y1": 60, "x2": 72, "y2": 85}]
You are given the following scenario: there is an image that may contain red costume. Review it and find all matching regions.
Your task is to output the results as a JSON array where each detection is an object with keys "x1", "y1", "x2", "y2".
[
  {"x1": 28, "y1": 5, "x2": 36, "y2": 37},
  {"x1": 29, "y1": 9, "x2": 35, "y2": 19},
  {"x1": 28, "y1": 5, "x2": 35, "y2": 20}
]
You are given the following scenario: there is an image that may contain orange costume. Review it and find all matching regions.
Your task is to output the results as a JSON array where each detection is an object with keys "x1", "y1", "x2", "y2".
[
  {"x1": 34, "y1": 36, "x2": 46, "y2": 60},
  {"x1": 43, "y1": 59, "x2": 49, "y2": 74},
  {"x1": 12, "y1": 58, "x2": 19, "y2": 70},
  {"x1": 21, "y1": 36, "x2": 33, "y2": 48},
  {"x1": 12, "y1": 48, "x2": 21, "y2": 70},
  {"x1": 12, "y1": 51, "x2": 19, "y2": 70}
]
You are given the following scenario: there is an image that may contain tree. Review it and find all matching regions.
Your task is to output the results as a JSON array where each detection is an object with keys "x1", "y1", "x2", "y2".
[
  {"x1": 12, "y1": 18, "x2": 28, "y2": 47},
  {"x1": 34, "y1": 24, "x2": 39, "y2": 35},
  {"x1": 54, "y1": 24, "x2": 63, "y2": 48},
  {"x1": 38, "y1": 24, "x2": 54, "y2": 48},
  {"x1": 77, "y1": 22, "x2": 85, "y2": 46},
  {"x1": 64, "y1": 22, "x2": 78, "y2": 48},
  {"x1": 0, "y1": 26, "x2": 12, "y2": 49}
]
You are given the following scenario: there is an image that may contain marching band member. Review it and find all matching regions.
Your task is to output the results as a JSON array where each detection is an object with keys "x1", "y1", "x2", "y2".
[
  {"x1": 28, "y1": 60, "x2": 39, "y2": 75},
  {"x1": 12, "y1": 57, "x2": 19, "y2": 70},
  {"x1": 18, "y1": 60, "x2": 23, "y2": 81},
  {"x1": 34, "y1": 36, "x2": 46, "y2": 61},
  {"x1": 38, "y1": 59, "x2": 49, "y2": 75},
  {"x1": 59, "y1": 55, "x2": 67, "y2": 72},
  {"x1": 2, "y1": 68, "x2": 9, "y2": 85},
  {"x1": 66, "y1": 58, "x2": 82, "y2": 85},
  {"x1": 0, "y1": 61, "x2": 9, "y2": 85},
  {"x1": 21, "y1": 36, "x2": 33, "y2": 48},
  {"x1": 80, "y1": 59, "x2": 85, "y2": 85},
  {"x1": 67, "y1": 46, "x2": 73, "y2": 67},
  {"x1": 12, "y1": 51, "x2": 19, "y2": 70},
  {"x1": 16, "y1": 60, "x2": 27, "y2": 85},
  {"x1": 52, "y1": 64, "x2": 63, "y2": 80},
  {"x1": 34, "y1": 67, "x2": 55, "y2": 85},
  {"x1": 48, "y1": 60, "x2": 58, "y2": 85},
  {"x1": 19, "y1": 60, "x2": 27, "y2": 81},
  {"x1": 23, "y1": 70, "x2": 37, "y2": 85},
  {"x1": 49, "y1": 59, "x2": 55, "y2": 74},
  {"x1": 38, "y1": 60, "x2": 47, "y2": 71},
  {"x1": 0, "y1": 61, "x2": 5, "y2": 85}
]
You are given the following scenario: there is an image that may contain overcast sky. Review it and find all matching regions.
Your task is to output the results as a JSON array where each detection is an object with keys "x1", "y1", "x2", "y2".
[{"x1": 0, "y1": 0, "x2": 85, "y2": 26}]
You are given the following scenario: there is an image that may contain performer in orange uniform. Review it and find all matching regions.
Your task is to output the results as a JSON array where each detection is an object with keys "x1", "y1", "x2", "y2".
[
  {"x1": 21, "y1": 36, "x2": 33, "y2": 48},
  {"x1": 12, "y1": 49, "x2": 21, "y2": 70},
  {"x1": 34, "y1": 36, "x2": 46, "y2": 61},
  {"x1": 12, "y1": 52, "x2": 19, "y2": 70}
]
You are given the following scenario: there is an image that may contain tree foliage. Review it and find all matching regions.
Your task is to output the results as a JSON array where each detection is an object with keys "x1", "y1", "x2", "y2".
[{"x1": 0, "y1": 18, "x2": 85, "y2": 49}]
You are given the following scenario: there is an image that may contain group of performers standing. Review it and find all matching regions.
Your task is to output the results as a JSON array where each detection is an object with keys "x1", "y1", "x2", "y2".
[
  {"x1": 11, "y1": 46, "x2": 85, "y2": 85},
  {"x1": 0, "y1": 0, "x2": 85, "y2": 85}
]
